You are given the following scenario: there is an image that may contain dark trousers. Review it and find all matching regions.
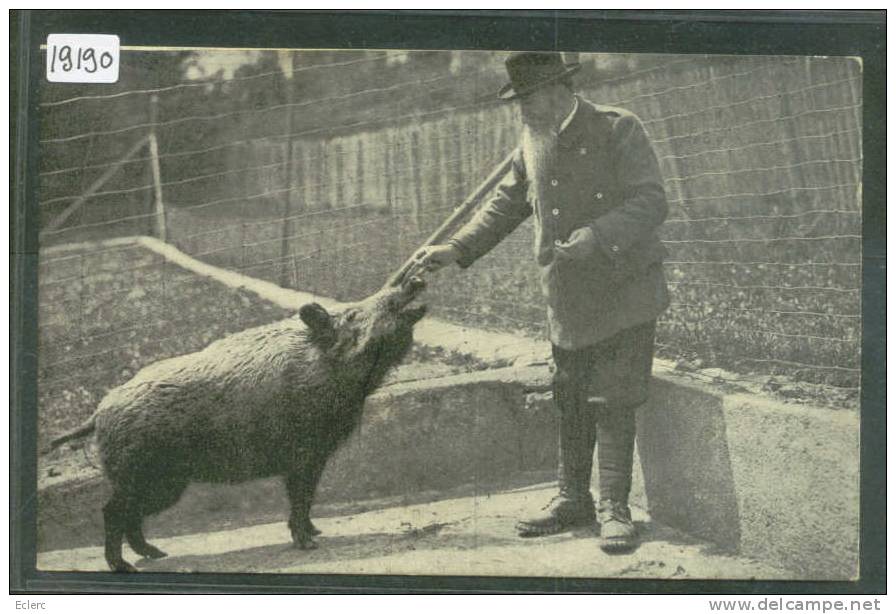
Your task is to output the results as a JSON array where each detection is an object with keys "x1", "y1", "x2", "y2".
[{"x1": 551, "y1": 320, "x2": 656, "y2": 503}]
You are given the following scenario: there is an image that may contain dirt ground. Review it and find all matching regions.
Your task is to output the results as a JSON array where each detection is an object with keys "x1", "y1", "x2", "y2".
[{"x1": 38, "y1": 484, "x2": 791, "y2": 579}]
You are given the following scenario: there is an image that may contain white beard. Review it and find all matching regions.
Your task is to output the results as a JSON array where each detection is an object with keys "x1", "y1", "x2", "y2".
[{"x1": 520, "y1": 123, "x2": 558, "y2": 205}]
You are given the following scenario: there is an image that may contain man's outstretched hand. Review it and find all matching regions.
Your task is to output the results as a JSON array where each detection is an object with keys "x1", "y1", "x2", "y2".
[{"x1": 408, "y1": 243, "x2": 462, "y2": 278}]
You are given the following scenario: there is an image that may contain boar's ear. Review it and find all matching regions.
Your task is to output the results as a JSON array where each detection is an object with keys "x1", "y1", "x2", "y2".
[{"x1": 299, "y1": 303, "x2": 335, "y2": 347}]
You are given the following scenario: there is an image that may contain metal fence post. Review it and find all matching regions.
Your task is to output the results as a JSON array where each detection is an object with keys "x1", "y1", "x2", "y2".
[
  {"x1": 410, "y1": 131, "x2": 423, "y2": 231},
  {"x1": 148, "y1": 94, "x2": 167, "y2": 243},
  {"x1": 279, "y1": 51, "x2": 297, "y2": 287},
  {"x1": 79, "y1": 254, "x2": 87, "y2": 341}
]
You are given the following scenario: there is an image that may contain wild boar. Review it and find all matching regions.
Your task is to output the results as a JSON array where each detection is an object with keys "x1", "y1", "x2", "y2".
[{"x1": 49, "y1": 277, "x2": 427, "y2": 572}]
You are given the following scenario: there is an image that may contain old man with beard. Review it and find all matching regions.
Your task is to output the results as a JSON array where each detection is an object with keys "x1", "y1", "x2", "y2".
[{"x1": 412, "y1": 52, "x2": 670, "y2": 553}]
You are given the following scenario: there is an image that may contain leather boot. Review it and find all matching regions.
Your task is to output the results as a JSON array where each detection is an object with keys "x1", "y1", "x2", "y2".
[
  {"x1": 595, "y1": 403, "x2": 638, "y2": 552},
  {"x1": 517, "y1": 373, "x2": 597, "y2": 537},
  {"x1": 598, "y1": 499, "x2": 637, "y2": 553}
]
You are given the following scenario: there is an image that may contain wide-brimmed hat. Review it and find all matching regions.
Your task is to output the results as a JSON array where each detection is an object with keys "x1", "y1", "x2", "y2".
[{"x1": 498, "y1": 52, "x2": 581, "y2": 100}]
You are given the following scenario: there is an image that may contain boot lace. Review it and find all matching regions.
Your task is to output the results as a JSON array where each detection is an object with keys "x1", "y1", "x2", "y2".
[
  {"x1": 541, "y1": 494, "x2": 565, "y2": 511},
  {"x1": 598, "y1": 499, "x2": 631, "y2": 523}
]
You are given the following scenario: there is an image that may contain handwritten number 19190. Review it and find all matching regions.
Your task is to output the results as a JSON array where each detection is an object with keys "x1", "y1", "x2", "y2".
[
  {"x1": 49, "y1": 44, "x2": 114, "y2": 74},
  {"x1": 46, "y1": 35, "x2": 119, "y2": 83}
]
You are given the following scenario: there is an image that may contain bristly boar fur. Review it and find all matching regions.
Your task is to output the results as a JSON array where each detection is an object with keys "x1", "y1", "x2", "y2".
[{"x1": 49, "y1": 277, "x2": 427, "y2": 572}]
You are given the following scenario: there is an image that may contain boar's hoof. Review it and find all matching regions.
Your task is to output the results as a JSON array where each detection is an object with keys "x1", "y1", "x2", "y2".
[
  {"x1": 109, "y1": 560, "x2": 138, "y2": 573},
  {"x1": 291, "y1": 531, "x2": 319, "y2": 550},
  {"x1": 137, "y1": 545, "x2": 168, "y2": 560}
]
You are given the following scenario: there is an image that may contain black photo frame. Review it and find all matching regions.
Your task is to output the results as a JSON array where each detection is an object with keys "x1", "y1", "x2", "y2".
[{"x1": 10, "y1": 9, "x2": 886, "y2": 595}]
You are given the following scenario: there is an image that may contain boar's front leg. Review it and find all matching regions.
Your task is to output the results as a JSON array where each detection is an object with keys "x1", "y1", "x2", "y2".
[{"x1": 285, "y1": 454, "x2": 328, "y2": 549}]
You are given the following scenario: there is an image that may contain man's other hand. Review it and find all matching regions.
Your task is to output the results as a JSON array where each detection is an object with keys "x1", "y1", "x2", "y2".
[
  {"x1": 409, "y1": 243, "x2": 462, "y2": 277},
  {"x1": 554, "y1": 226, "x2": 597, "y2": 261}
]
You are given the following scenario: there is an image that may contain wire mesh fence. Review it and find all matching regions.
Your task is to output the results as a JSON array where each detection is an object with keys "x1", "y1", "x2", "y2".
[{"x1": 37, "y1": 50, "x2": 862, "y2": 420}]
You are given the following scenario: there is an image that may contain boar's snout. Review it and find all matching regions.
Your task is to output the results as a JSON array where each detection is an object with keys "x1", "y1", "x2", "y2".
[
  {"x1": 372, "y1": 274, "x2": 426, "y2": 327},
  {"x1": 405, "y1": 275, "x2": 425, "y2": 293},
  {"x1": 387, "y1": 274, "x2": 425, "y2": 308},
  {"x1": 395, "y1": 275, "x2": 426, "y2": 324},
  {"x1": 398, "y1": 274, "x2": 425, "y2": 301}
]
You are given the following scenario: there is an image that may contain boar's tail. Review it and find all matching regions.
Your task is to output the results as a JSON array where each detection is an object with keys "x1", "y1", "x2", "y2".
[{"x1": 48, "y1": 416, "x2": 97, "y2": 451}]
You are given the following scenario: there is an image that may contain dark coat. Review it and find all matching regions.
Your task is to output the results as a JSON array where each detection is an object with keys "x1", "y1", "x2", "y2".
[{"x1": 450, "y1": 96, "x2": 670, "y2": 349}]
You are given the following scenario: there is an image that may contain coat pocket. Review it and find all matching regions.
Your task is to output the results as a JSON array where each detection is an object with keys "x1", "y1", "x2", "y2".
[
  {"x1": 613, "y1": 236, "x2": 668, "y2": 283},
  {"x1": 554, "y1": 251, "x2": 616, "y2": 294}
]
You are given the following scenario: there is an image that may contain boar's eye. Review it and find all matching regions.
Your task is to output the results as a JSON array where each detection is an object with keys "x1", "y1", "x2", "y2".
[{"x1": 345, "y1": 310, "x2": 358, "y2": 323}]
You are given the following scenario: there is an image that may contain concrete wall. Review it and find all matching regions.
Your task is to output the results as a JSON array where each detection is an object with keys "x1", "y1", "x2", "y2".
[{"x1": 630, "y1": 375, "x2": 860, "y2": 580}]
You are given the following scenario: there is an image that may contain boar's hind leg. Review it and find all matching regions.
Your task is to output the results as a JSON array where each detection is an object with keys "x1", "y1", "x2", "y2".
[
  {"x1": 125, "y1": 478, "x2": 188, "y2": 560},
  {"x1": 125, "y1": 525, "x2": 167, "y2": 560},
  {"x1": 103, "y1": 494, "x2": 137, "y2": 573},
  {"x1": 286, "y1": 457, "x2": 328, "y2": 549}
]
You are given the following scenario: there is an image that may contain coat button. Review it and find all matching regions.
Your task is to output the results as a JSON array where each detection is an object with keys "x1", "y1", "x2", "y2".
[
  {"x1": 551, "y1": 179, "x2": 558, "y2": 186},
  {"x1": 595, "y1": 192, "x2": 604, "y2": 200},
  {"x1": 551, "y1": 208, "x2": 559, "y2": 216},
  {"x1": 554, "y1": 239, "x2": 562, "y2": 246},
  {"x1": 611, "y1": 245, "x2": 620, "y2": 253},
  {"x1": 579, "y1": 147, "x2": 587, "y2": 155}
]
